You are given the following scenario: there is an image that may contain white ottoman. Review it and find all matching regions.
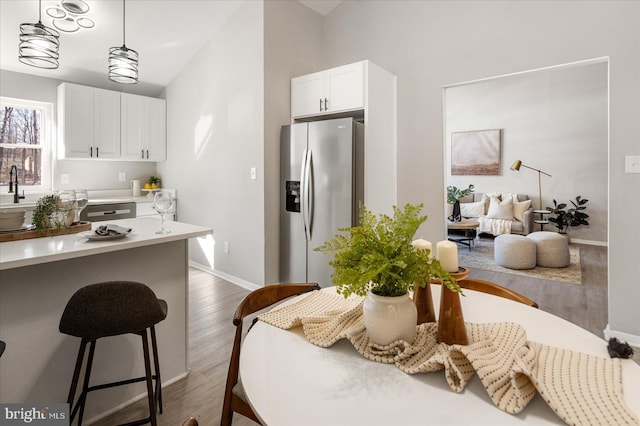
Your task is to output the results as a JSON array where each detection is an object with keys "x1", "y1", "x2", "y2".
[
  {"x1": 494, "y1": 234, "x2": 537, "y2": 270},
  {"x1": 527, "y1": 231, "x2": 570, "y2": 268}
]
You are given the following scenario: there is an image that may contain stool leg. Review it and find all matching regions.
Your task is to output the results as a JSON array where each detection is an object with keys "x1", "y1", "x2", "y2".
[
  {"x1": 78, "y1": 340, "x2": 97, "y2": 426},
  {"x1": 141, "y1": 330, "x2": 157, "y2": 426},
  {"x1": 67, "y1": 338, "x2": 88, "y2": 423},
  {"x1": 150, "y1": 325, "x2": 163, "y2": 414}
]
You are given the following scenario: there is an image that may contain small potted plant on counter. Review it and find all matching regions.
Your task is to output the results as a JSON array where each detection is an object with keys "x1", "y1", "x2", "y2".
[
  {"x1": 32, "y1": 194, "x2": 74, "y2": 232},
  {"x1": 315, "y1": 203, "x2": 459, "y2": 346}
]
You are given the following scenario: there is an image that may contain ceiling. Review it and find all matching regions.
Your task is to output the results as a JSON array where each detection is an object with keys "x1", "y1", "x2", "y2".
[{"x1": 0, "y1": 0, "x2": 341, "y2": 93}]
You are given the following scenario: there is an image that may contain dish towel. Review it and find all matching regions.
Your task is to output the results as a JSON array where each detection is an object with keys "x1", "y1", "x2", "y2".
[
  {"x1": 258, "y1": 290, "x2": 639, "y2": 426},
  {"x1": 95, "y1": 224, "x2": 132, "y2": 236}
]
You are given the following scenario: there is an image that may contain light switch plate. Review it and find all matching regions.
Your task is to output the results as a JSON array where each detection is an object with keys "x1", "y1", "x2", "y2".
[
  {"x1": 118, "y1": 172, "x2": 127, "y2": 182},
  {"x1": 625, "y1": 155, "x2": 640, "y2": 173},
  {"x1": 61, "y1": 173, "x2": 69, "y2": 184},
  {"x1": 250, "y1": 167, "x2": 257, "y2": 180}
]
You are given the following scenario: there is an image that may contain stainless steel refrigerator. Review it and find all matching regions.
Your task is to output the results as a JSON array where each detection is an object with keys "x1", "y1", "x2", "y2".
[{"x1": 280, "y1": 118, "x2": 364, "y2": 286}]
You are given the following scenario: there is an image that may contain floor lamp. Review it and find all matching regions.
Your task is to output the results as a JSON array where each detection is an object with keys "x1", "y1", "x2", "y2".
[{"x1": 510, "y1": 160, "x2": 552, "y2": 210}]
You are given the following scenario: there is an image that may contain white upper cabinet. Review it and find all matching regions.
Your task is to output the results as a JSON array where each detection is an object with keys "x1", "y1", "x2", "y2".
[
  {"x1": 121, "y1": 93, "x2": 167, "y2": 161},
  {"x1": 58, "y1": 83, "x2": 120, "y2": 159},
  {"x1": 58, "y1": 83, "x2": 166, "y2": 161},
  {"x1": 291, "y1": 62, "x2": 364, "y2": 118}
]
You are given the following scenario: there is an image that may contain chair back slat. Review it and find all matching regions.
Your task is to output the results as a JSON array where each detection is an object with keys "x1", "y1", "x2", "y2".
[{"x1": 459, "y1": 278, "x2": 539, "y2": 308}]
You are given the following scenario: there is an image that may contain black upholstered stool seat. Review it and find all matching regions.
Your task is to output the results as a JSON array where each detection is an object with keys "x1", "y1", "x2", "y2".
[{"x1": 60, "y1": 281, "x2": 167, "y2": 426}]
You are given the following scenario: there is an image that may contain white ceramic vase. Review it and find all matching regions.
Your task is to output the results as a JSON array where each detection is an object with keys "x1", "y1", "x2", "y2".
[{"x1": 363, "y1": 291, "x2": 417, "y2": 345}]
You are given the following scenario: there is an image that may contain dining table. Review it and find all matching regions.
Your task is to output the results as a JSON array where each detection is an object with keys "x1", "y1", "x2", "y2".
[{"x1": 239, "y1": 285, "x2": 640, "y2": 425}]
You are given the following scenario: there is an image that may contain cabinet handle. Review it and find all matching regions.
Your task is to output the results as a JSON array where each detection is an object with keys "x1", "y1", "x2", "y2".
[
  {"x1": 319, "y1": 98, "x2": 323, "y2": 111},
  {"x1": 141, "y1": 149, "x2": 144, "y2": 159},
  {"x1": 90, "y1": 146, "x2": 93, "y2": 157},
  {"x1": 96, "y1": 147, "x2": 99, "y2": 157},
  {"x1": 324, "y1": 98, "x2": 328, "y2": 111},
  {"x1": 146, "y1": 150, "x2": 149, "y2": 159}
]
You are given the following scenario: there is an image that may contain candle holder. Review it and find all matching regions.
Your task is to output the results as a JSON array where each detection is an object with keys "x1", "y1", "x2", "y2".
[
  {"x1": 413, "y1": 282, "x2": 436, "y2": 324},
  {"x1": 435, "y1": 266, "x2": 469, "y2": 345}
]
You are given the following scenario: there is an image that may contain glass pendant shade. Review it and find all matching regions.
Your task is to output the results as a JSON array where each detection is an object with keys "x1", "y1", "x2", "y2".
[
  {"x1": 109, "y1": 0, "x2": 138, "y2": 84},
  {"x1": 18, "y1": 21, "x2": 60, "y2": 69},
  {"x1": 108, "y1": 45, "x2": 139, "y2": 84}
]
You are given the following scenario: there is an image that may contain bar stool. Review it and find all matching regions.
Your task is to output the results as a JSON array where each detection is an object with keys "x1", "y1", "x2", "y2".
[{"x1": 59, "y1": 281, "x2": 167, "y2": 426}]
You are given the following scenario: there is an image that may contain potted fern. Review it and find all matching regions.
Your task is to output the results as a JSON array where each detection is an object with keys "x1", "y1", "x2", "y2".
[{"x1": 315, "y1": 203, "x2": 459, "y2": 345}]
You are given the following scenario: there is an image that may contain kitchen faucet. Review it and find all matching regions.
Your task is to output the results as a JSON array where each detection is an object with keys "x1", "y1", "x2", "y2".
[{"x1": 8, "y1": 165, "x2": 25, "y2": 204}]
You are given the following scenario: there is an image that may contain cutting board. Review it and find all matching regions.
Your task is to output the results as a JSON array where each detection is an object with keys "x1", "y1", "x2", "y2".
[{"x1": 0, "y1": 221, "x2": 91, "y2": 242}]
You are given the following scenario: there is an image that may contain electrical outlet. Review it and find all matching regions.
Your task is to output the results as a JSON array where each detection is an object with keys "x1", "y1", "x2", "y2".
[
  {"x1": 224, "y1": 241, "x2": 229, "y2": 253},
  {"x1": 118, "y1": 172, "x2": 127, "y2": 182},
  {"x1": 61, "y1": 173, "x2": 69, "y2": 184},
  {"x1": 250, "y1": 167, "x2": 256, "y2": 180},
  {"x1": 625, "y1": 155, "x2": 640, "y2": 173}
]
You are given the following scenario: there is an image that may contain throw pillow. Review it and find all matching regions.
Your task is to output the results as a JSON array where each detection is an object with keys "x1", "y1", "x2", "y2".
[
  {"x1": 512, "y1": 196, "x2": 532, "y2": 222},
  {"x1": 460, "y1": 201, "x2": 485, "y2": 218},
  {"x1": 486, "y1": 196, "x2": 514, "y2": 220},
  {"x1": 481, "y1": 193, "x2": 501, "y2": 215}
]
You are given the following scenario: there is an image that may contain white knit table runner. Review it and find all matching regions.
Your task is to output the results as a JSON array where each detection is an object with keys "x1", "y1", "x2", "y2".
[{"x1": 258, "y1": 290, "x2": 639, "y2": 426}]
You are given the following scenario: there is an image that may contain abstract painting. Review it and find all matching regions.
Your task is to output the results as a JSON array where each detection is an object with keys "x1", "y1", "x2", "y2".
[{"x1": 451, "y1": 129, "x2": 501, "y2": 175}]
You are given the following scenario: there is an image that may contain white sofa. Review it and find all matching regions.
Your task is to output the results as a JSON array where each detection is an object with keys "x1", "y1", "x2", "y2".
[{"x1": 452, "y1": 192, "x2": 534, "y2": 236}]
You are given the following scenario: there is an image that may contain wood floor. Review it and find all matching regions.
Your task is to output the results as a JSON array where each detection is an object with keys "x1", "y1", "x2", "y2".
[{"x1": 92, "y1": 244, "x2": 638, "y2": 425}]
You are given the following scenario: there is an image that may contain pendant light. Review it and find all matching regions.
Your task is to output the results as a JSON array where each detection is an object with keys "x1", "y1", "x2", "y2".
[
  {"x1": 18, "y1": 0, "x2": 61, "y2": 69},
  {"x1": 108, "y1": 0, "x2": 138, "y2": 84}
]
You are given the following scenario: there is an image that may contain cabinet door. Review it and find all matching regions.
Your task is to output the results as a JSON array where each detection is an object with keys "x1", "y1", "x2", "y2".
[
  {"x1": 291, "y1": 71, "x2": 325, "y2": 118},
  {"x1": 59, "y1": 83, "x2": 94, "y2": 158},
  {"x1": 325, "y1": 62, "x2": 364, "y2": 113},
  {"x1": 121, "y1": 94, "x2": 166, "y2": 161},
  {"x1": 145, "y1": 97, "x2": 166, "y2": 161},
  {"x1": 121, "y1": 93, "x2": 144, "y2": 160},
  {"x1": 94, "y1": 88, "x2": 121, "y2": 159}
]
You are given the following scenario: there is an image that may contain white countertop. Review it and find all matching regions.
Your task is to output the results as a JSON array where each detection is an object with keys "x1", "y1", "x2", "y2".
[{"x1": 0, "y1": 217, "x2": 211, "y2": 271}]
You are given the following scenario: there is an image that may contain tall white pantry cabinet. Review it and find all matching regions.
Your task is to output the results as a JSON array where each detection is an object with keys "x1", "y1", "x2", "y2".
[
  {"x1": 290, "y1": 60, "x2": 397, "y2": 215},
  {"x1": 57, "y1": 83, "x2": 166, "y2": 162}
]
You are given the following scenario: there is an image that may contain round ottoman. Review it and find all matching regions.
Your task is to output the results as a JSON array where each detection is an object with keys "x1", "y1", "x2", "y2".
[
  {"x1": 527, "y1": 231, "x2": 570, "y2": 268},
  {"x1": 494, "y1": 234, "x2": 537, "y2": 270}
]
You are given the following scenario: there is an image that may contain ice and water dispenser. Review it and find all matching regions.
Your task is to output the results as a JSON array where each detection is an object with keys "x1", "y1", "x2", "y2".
[{"x1": 285, "y1": 181, "x2": 300, "y2": 212}]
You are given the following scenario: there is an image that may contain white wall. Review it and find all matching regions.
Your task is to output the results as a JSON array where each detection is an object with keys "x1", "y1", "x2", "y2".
[
  {"x1": 322, "y1": 1, "x2": 640, "y2": 340},
  {"x1": 264, "y1": 1, "x2": 324, "y2": 283},
  {"x1": 0, "y1": 70, "x2": 156, "y2": 192},
  {"x1": 445, "y1": 60, "x2": 608, "y2": 243},
  {"x1": 160, "y1": 1, "x2": 266, "y2": 285}
]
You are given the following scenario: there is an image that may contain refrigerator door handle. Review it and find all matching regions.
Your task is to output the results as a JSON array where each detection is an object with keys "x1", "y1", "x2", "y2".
[
  {"x1": 307, "y1": 150, "x2": 314, "y2": 240},
  {"x1": 300, "y1": 149, "x2": 310, "y2": 241}
]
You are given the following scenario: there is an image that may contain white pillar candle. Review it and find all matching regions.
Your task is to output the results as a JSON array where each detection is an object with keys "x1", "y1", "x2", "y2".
[
  {"x1": 411, "y1": 239, "x2": 433, "y2": 257},
  {"x1": 436, "y1": 240, "x2": 458, "y2": 272}
]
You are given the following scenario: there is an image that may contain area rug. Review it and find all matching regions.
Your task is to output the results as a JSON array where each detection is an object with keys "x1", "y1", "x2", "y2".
[{"x1": 457, "y1": 238, "x2": 582, "y2": 285}]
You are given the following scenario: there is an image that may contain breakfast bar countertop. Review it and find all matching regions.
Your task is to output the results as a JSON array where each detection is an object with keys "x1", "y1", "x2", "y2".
[{"x1": 0, "y1": 217, "x2": 212, "y2": 271}]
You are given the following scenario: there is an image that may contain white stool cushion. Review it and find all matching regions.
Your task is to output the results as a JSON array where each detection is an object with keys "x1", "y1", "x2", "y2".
[
  {"x1": 527, "y1": 231, "x2": 570, "y2": 268},
  {"x1": 494, "y1": 234, "x2": 537, "y2": 270}
]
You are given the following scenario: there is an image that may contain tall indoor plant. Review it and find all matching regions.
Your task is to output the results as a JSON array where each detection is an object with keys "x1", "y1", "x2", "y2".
[
  {"x1": 315, "y1": 203, "x2": 459, "y2": 345},
  {"x1": 446, "y1": 184, "x2": 474, "y2": 222},
  {"x1": 546, "y1": 196, "x2": 589, "y2": 234}
]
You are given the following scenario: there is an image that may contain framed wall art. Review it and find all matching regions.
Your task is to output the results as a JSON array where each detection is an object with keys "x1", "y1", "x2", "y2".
[{"x1": 450, "y1": 129, "x2": 501, "y2": 175}]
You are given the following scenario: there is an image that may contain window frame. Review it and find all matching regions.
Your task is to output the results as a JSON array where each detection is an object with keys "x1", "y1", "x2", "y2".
[{"x1": 0, "y1": 96, "x2": 53, "y2": 192}]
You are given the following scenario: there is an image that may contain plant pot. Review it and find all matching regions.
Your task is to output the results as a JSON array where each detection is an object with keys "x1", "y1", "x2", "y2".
[
  {"x1": 448, "y1": 200, "x2": 462, "y2": 222},
  {"x1": 363, "y1": 292, "x2": 417, "y2": 345}
]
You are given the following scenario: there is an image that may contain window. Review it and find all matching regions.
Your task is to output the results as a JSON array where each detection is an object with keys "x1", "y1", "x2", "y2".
[{"x1": 0, "y1": 97, "x2": 52, "y2": 191}]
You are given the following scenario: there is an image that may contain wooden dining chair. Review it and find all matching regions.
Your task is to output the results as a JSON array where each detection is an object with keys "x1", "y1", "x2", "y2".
[
  {"x1": 221, "y1": 282, "x2": 321, "y2": 426},
  {"x1": 458, "y1": 278, "x2": 539, "y2": 308}
]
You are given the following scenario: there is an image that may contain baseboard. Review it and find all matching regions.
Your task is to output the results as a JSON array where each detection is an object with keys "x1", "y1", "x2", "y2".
[
  {"x1": 570, "y1": 238, "x2": 607, "y2": 247},
  {"x1": 603, "y1": 324, "x2": 640, "y2": 347},
  {"x1": 188, "y1": 261, "x2": 261, "y2": 291}
]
